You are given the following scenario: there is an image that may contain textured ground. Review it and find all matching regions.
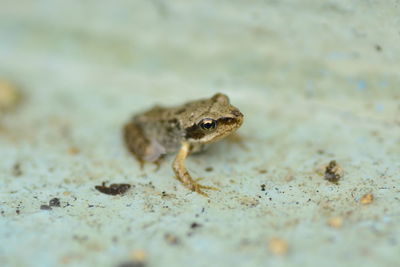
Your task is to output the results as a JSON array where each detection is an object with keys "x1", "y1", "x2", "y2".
[{"x1": 1, "y1": 1, "x2": 400, "y2": 266}]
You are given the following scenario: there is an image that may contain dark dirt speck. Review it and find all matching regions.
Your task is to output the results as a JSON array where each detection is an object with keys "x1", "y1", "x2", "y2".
[
  {"x1": 49, "y1": 198, "x2": 60, "y2": 207},
  {"x1": 324, "y1": 160, "x2": 343, "y2": 184},
  {"x1": 40, "y1": 205, "x2": 52, "y2": 210},
  {"x1": 190, "y1": 222, "x2": 202, "y2": 229},
  {"x1": 12, "y1": 162, "x2": 22, "y2": 177},
  {"x1": 95, "y1": 182, "x2": 131, "y2": 195}
]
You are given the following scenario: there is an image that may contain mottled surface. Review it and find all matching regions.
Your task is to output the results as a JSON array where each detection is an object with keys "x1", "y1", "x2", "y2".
[{"x1": 1, "y1": 1, "x2": 399, "y2": 267}]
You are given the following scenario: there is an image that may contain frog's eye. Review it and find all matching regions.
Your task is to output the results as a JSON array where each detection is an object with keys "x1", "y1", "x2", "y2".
[{"x1": 199, "y1": 118, "x2": 217, "y2": 131}]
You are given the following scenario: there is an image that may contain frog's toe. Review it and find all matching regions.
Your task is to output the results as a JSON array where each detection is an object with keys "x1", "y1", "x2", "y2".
[
  {"x1": 191, "y1": 181, "x2": 219, "y2": 197},
  {"x1": 198, "y1": 184, "x2": 219, "y2": 191},
  {"x1": 194, "y1": 188, "x2": 209, "y2": 197}
]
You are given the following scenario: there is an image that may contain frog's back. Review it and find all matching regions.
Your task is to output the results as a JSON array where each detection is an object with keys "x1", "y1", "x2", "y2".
[{"x1": 125, "y1": 105, "x2": 185, "y2": 161}]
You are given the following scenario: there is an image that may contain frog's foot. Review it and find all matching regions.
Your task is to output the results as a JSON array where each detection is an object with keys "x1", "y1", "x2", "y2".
[
  {"x1": 138, "y1": 159, "x2": 145, "y2": 170},
  {"x1": 134, "y1": 155, "x2": 165, "y2": 171},
  {"x1": 152, "y1": 156, "x2": 165, "y2": 172},
  {"x1": 186, "y1": 178, "x2": 219, "y2": 197}
]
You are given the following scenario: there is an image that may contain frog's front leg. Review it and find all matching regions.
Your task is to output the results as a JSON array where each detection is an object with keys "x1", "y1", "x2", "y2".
[{"x1": 172, "y1": 142, "x2": 218, "y2": 197}]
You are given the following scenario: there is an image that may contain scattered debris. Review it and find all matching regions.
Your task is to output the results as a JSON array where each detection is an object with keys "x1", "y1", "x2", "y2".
[
  {"x1": 49, "y1": 198, "x2": 61, "y2": 207},
  {"x1": 95, "y1": 182, "x2": 131, "y2": 195},
  {"x1": 317, "y1": 160, "x2": 344, "y2": 184},
  {"x1": 239, "y1": 196, "x2": 259, "y2": 207},
  {"x1": 0, "y1": 80, "x2": 21, "y2": 112},
  {"x1": 360, "y1": 193, "x2": 374, "y2": 205},
  {"x1": 40, "y1": 205, "x2": 52, "y2": 210},
  {"x1": 258, "y1": 169, "x2": 267, "y2": 174},
  {"x1": 160, "y1": 191, "x2": 176, "y2": 199},
  {"x1": 375, "y1": 44, "x2": 382, "y2": 51},
  {"x1": 268, "y1": 238, "x2": 288, "y2": 256},
  {"x1": 164, "y1": 233, "x2": 180, "y2": 245},
  {"x1": 327, "y1": 217, "x2": 343, "y2": 228},
  {"x1": 205, "y1": 167, "x2": 213, "y2": 172}
]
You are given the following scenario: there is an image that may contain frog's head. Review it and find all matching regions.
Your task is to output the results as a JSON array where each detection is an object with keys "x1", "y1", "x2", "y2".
[{"x1": 184, "y1": 93, "x2": 244, "y2": 144}]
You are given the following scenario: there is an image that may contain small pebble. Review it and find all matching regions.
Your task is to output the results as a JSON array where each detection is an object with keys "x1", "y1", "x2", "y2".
[
  {"x1": 268, "y1": 238, "x2": 288, "y2": 256},
  {"x1": 164, "y1": 233, "x2": 180, "y2": 245},
  {"x1": 360, "y1": 193, "x2": 374, "y2": 205},
  {"x1": 0, "y1": 80, "x2": 21, "y2": 111},
  {"x1": 130, "y1": 250, "x2": 146, "y2": 262},
  {"x1": 327, "y1": 217, "x2": 343, "y2": 228}
]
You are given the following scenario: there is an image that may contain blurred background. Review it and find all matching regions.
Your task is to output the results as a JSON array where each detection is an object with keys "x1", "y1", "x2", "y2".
[{"x1": 1, "y1": 1, "x2": 399, "y2": 267}]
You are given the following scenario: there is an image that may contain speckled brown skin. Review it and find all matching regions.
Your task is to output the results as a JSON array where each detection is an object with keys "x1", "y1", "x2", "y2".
[{"x1": 124, "y1": 93, "x2": 244, "y2": 196}]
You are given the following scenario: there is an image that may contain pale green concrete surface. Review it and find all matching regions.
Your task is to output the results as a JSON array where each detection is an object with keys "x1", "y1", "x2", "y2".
[{"x1": 1, "y1": 1, "x2": 400, "y2": 267}]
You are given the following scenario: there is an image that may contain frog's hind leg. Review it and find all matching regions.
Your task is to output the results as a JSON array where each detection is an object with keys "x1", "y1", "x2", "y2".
[{"x1": 124, "y1": 122, "x2": 165, "y2": 169}]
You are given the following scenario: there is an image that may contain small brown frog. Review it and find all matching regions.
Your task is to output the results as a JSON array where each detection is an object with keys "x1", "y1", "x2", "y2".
[{"x1": 123, "y1": 93, "x2": 244, "y2": 196}]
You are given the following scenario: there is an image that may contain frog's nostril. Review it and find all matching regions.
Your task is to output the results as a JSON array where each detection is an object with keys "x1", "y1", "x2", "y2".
[{"x1": 231, "y1": 109, "x2": 243, "y2": 117}]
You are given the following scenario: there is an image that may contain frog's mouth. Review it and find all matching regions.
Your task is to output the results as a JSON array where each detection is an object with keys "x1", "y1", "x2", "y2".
[{"x1": 217, "y1": 116, "x2": 240, "y2": 126}]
